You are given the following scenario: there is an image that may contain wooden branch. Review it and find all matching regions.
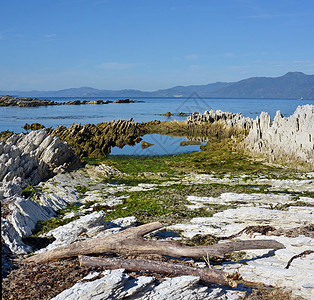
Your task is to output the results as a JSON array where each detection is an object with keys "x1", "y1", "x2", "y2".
[
  {"x1": 78, "y1": 255, "x2": 237, "y2": 287},
  {"x1": 24, "y1": 222, "x2": 284, "y2": 264},
  {"x1": 285, "y1": 250, "x2": 314, "y2": 269}
]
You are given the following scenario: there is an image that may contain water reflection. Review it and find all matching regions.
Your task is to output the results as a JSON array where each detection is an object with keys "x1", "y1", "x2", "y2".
[{"x1": 110, "y1": 134, "x2": 206, "y2": 156}]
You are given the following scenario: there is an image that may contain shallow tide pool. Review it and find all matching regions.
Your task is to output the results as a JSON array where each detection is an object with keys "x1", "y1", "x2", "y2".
[{"x1": 110, "y1": 134, "x2": 206, "y2": 156}]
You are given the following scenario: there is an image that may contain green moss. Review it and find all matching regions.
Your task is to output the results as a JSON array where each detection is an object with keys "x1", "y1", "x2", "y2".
[
  {"x1": 84, "y1": 134, "x2": 300, "y2": 180},
  {"x1": 22, "y1": 186, "x2": 39, "y2": 199},
  {"x1": 76, "y1": 185, "x2": 88, "y2": 194},
  {"x1": 84, "y1": 155, "x2": 175, "y2": 175},
  {"x1": 297, "y1": 191, "x2": 314, "y2": 198},
  {"x1": 104, "y1": 188, "x2": 213, "y2": 225},
  {"x1": 32, "y1": 203, "x2": 82, "y2": 236},
  {"x1": 102, "y1": 174, "x2": 162, "y2": 186},
  {"x1": 183, "y1": 234, "x2": 220, "y2": 246},
  {"x1": 32, "y1": 215, "x2": 80, "y2": 236},
  {"x1": 103, "y1": 181, "x2": 271, "y2": 225}
]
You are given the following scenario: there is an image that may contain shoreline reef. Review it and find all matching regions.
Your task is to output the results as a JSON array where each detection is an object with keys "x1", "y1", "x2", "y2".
[
  {"x1": 0, "y1": 95, "x2": 144, "y2": 107},
  {"x1": 1, "y1": 105, "x2": 314, "y2": 299}
]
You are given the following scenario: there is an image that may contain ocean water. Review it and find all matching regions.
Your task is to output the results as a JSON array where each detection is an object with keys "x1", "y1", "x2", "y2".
[
  {"x1": 1, "y1": 97, "x2": 313, "y2": 155},
  {"x1": 1, "y1": 97, "x2": 312, "y2": 133}
]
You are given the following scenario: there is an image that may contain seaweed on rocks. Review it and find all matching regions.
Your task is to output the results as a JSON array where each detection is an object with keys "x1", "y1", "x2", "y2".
[{"x1": 50, "y1": 119, "x2": 143, "y2": 158}]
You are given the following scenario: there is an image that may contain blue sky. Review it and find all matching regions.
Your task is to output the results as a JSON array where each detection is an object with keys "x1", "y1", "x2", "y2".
[{"x1": 1, "y1": 0, "x2": 314, "y2": 91}]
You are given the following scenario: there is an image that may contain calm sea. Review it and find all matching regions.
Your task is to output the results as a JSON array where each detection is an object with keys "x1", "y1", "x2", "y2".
[{"x1": 1, "y1": 97, "x2": 313, "y2": 155}]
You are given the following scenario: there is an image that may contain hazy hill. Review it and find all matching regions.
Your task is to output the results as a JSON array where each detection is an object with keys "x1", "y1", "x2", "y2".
[
  {"x1": 1, "y1": 72, "x2": 313, "y2": 99},
  {"x1": 211, "y1": 72, "x2": 314, "y2": 99}
]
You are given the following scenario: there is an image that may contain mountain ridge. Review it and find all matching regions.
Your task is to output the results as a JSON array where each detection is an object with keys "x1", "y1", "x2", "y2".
[{"x1": 1, "y1": 72, "x2": 313, "y2": 99}]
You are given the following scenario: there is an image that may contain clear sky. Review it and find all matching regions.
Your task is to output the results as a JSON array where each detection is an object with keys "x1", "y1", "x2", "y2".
[{"x1": 1, "y1": 0, "x2": 314, "y2": 91}]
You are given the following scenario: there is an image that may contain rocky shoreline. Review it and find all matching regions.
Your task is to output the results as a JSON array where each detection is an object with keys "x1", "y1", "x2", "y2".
[
  {"x1": 1, "y1": 106, "x2": 313, "y2": 299},
  {"x1": 0, "y1": 95, "x2": 144, "y2": 107}
]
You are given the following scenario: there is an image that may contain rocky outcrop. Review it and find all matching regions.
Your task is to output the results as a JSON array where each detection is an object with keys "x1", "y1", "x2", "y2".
[
  {"x1": 187, "y1": 109, "x2": 253, "y2": 130},
  {"x1": 0, "y1": 95, "x2": 56, "y2": 107},
  {"x1": 0, "y1": 130, "x2": 80, "y2": 196},
  {"x1": 0, "y1": 163, "x2": 129, "y2": 255},
  {"x1": 168, "y1": 192, "x2": 314, "y2": 299},
  {"x1": 52, "y1": 269, "x2": 245, "y2": 300},
  {"x1": 245, "y1": 105, "x2": 314, "y2": 167},
  {"x1": 113, "y1": 98, "x2": 144, "y2": 103},
  {"x1": 0, "y1": 95, "x2": 143, "y2": 107},
  {"x1": 1, "y1": 195, "x2": 56, "y2": 254},
  {"x1": 51, "y1": 119, "x2": 143, "y2": 158},
  {"x1": 36, "y1": 213, "x2": 137, "y2": 253},
  {"x1": 141, "y1": 110, "x2": 253, "y2": 139},
  {"x1": 0, "y1": 129, "x2": 80, "y2": 256}
]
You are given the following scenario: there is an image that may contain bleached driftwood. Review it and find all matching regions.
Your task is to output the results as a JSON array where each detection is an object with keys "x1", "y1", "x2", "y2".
[{"x1": 24, "y1": 222, "x2": 284, "y2": 264}]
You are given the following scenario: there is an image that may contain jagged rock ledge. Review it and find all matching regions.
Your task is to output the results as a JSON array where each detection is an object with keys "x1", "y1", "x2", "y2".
[
  {"x1": 50, "y1": 118, "x2": 143, "y2": 158},
  {"x1": 186, "y1": 105, "x2": 314, "y2": 168},
  {"x1": 245, "y1": 104, "x2": 314, "y2": 168},
  {"x1": 0, "y1": 130, "x2": 80, "y2": 199},
  {"x1": 187, "y1": 109, "x2": 253, "y2": 130}
]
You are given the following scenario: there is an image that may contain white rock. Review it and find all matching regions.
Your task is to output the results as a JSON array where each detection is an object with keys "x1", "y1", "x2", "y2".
[
  {"x1": 52, "y1": 269, "x2": 246, "y2": 300},
  {"x1": 245, "y1": 105, "x2": 314, "y2": 166},
  {"x1": 1, "y1": 218, "x2": 32, "y2": 254},
  {"x1": 51, "y1": 269, "x2": 129, "y2": 300},
  {"x1": 37, "y1": 211, "x2": 107, "y2": 252},
  {"x1": 7, "y1": 196, "x2": 55, "y2": 237},
  {"x1": 0, "y1": 130, "x2": 79, "y2": 197}
]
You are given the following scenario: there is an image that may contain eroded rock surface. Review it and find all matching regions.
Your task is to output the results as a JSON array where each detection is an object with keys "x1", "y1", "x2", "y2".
[
  {"x1": 168, "y1": 192, "x2": 314, "y2": 299},
  {"x1": 52, "y1": 269, "x2": 245, "y2": 300},
  {"x1": 187, "y1": 109, "x2": 253, "y2": 130},
  {"x1": 0, "y1": 130, "x2": 80, "y2": 196},
  {"x1": 245, "y1": 104, "x2": 314, "y2": 167},
  {"x1": 1, "y1": 164, "x2": 125, "y2": 255},
  {"x1": 36, "y1": 212, "x2": 137, "y2": 253},
  {"x1": 0, "y1": 95, "x2": 57, "y2": 107},
  {"x1": 50, "y1": 119, "x2": 142, "y2": 158}
]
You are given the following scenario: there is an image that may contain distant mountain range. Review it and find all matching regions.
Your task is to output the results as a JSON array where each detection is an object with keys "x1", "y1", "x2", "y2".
[{"x1": 1, "y1": 72, "x2": 314, "y2": 99}]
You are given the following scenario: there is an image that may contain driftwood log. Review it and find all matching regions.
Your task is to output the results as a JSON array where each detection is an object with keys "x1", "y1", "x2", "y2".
[
  {"x1": 24, "y1": 222, "x2": 284, "y2": 264},
  {"x1": 79, "y1": 255, "x2": 237, "y2": 287}
]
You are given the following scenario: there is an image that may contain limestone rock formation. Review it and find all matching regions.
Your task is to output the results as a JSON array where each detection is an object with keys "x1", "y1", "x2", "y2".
[
  {"x1": 36, "y1": 213, "x2": 137, "y2": 253},
  {"x1": 1, "y1": 195, "x2": 56, "y2": 254},
  {"x1": 187, "y1": 109, "x2": 253, "y2": 130},
  {"x1": 0, "y1": 130, "x2": 80, "y2": 196},
  {"x1": 52, "y1": 269, "x2": 245, "y2": 300},
  {"x1": 245, "y1": 105, "x2": 314, "y2": 167},
  {"x1": 168, "y1": 192, "x2": 314, "y2": 299}
]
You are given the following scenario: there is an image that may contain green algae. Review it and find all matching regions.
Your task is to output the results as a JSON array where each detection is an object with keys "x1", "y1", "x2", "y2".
[
  {"x1": 32, "y1": 203, "x2": 82, "y2": 236},
  {"x1": 87, "y1": 137, "x2": 295, "y2": 179},
  {"x1": 0, "y1": 130, "x2": 14, "y2": 140}
]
